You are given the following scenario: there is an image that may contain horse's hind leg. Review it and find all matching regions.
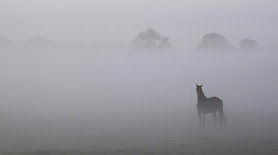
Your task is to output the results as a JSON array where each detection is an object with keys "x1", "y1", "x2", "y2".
[
  {"x1": 213, "y1": 112, "x2": 217, "y2": 128},
  {"x1": 223, "y1": 114, "x2": 227, "y2": 128}
]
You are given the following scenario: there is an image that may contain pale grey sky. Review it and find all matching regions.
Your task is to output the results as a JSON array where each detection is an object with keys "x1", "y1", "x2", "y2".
[{"x1": 0, "y1": 0, "x2": 277, "y2": 47}]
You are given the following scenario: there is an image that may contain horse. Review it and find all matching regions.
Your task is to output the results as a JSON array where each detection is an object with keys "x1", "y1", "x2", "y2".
[{"x1": 196, "y1": 84, "x2": 227, "y2": 128}]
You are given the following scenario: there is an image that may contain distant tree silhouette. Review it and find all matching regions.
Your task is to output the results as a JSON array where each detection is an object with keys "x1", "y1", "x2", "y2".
[
  {"x1": 27, "y1": 36, "x2": 52, "y2": 47},
  {"x1": 132, "y1": 28, "x2": 171, "y2": 50},
  {"x1": 239, "y1": 38, "x2": 260, "y2": 50},
  {"x1": 196, "y1": 33, "x2": 233, "y2": 50},
  {"x1": 0, "y1": 37, "x2": 13, "y2": 47}
]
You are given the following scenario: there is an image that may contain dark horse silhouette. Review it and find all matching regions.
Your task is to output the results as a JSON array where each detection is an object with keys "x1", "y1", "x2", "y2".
[{"x1": 196, "y1": 84, "x2": 227, "y2": 128}]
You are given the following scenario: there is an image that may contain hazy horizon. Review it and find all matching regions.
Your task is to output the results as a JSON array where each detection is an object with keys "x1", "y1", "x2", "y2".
[{"x1": 1, "y1": 0, "x2": 278, "y2": 48}]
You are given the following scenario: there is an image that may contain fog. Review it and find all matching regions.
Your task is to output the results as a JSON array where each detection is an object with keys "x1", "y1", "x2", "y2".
[
  {"x1": 0, "y1": 49, "x2": 277, "y2": 151},
  {"x1": 1, "y1": 0, "x2": 278, "y2": 154},
  {"x1": 1, "y1": 0, "x2": 278, "y2": 48}
]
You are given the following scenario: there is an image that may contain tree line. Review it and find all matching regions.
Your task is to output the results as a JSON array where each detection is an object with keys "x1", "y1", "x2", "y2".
[
  {"x1": 1, "y1": 29, "x2": 261, "y2": 50},
  {"x1": 132, "y1": 28, "x2": 261, "y2": 51}
]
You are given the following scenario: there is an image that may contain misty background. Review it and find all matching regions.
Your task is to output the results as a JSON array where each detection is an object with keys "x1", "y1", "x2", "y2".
[
  {"x1": 1, "y1": 0, "x2": 278, "y2": 48},
  {"x1": 0, "y1": 0, "x2": 278, "y2": 152}
]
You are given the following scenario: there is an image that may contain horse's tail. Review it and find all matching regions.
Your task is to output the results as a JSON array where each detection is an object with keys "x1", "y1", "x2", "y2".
[{"x1": 218, "y1": 100, "x2": 227, "y2": 127}]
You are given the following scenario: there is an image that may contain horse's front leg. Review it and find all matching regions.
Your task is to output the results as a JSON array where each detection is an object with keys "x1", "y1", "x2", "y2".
[
  {"x1": 202, "y1": 113, "x2": 206, "y2": 128},
  {"x1": 198, "y1": 111, "x2": 201, "y2": 128}
]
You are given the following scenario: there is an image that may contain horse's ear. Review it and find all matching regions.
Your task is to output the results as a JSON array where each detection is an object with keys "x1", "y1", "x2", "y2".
[
  {"x1": 200, "y1": 85, "x2": 202, "y2": 87},
  {"x1": 196, "y1": 84, "x2": 198, "y2": 87}
]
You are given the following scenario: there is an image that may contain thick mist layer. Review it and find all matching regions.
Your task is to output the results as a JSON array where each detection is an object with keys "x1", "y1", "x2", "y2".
[{"x1": 0, "y1": 50, "x2": 277, "y2": 150}]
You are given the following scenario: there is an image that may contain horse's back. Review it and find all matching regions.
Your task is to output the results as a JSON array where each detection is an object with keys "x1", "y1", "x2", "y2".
[
  {"x1": 207, "y1": 97, "x2": 222, "y2": 104},
  {"x1": 197, "y1": 97, "x2": 223, "y2": 113}
]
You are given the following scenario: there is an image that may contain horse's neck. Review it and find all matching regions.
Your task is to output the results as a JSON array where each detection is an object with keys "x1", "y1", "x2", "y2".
[{"x1": 198, "y1": 93, "x2": 207, "y2": 103}]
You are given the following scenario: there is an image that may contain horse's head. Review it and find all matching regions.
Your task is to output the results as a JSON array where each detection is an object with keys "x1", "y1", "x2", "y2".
[{"x1": 196, "y1": 84, "x2": 203, "y2": 96}]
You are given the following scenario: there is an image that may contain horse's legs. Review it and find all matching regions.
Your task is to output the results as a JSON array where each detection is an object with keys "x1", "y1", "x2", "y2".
[
  {"x1": 198, "y1": 111, "x2": 201, "y2": 128},
  {"x1": 223, "y1": 114, "x2": 227, "y2": 128},
  {"x1": 213, "y1": 112, "x2": 217, "y2": 128},
  {"x1": 202, "y1": 113, "x2": 206, "y2": 128}
]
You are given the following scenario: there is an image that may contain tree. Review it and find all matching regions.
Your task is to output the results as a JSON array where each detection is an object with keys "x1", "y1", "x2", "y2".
[
  {"x1": 27, "y1": 36, "x2": 52, "y2": 47},
  {"x1": 0, "y1": 37, "x2": 13, "y2": 47},
  {"x1": 239, "y1": 38, "x2": 260, "y2": 50},
  {"x1": 196, "y1": 33, "x2": 233, "y2": 50},
  {"x1": 132, "y1": 28, "x2": 171, "y2": 50}
]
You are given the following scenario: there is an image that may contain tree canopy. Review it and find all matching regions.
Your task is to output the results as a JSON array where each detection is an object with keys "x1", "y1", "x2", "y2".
[
  {"x1": 132, "y1": 28, "x2": 171, "y2": 50},
  {"x1": 0, "y1": 37, "x2": 13, "y2": 47},
  {"x1": 239, "y1": 38, "x2": 260, "y2": 50},
  {"x1": 27, "y1": 36, "x2": 52, "y2": 47},
  {"x1": 196, "y1": 33, "x2": 233, "y2": 50}
]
